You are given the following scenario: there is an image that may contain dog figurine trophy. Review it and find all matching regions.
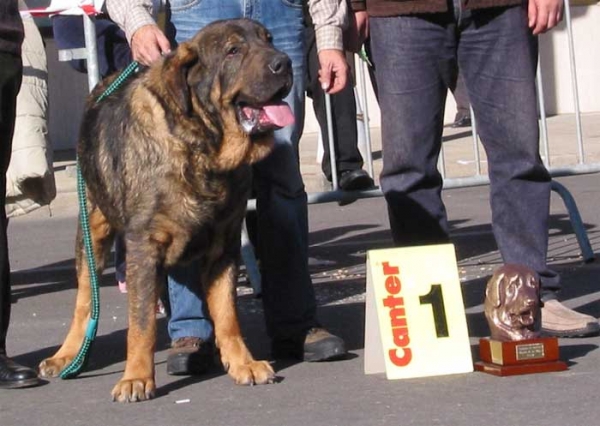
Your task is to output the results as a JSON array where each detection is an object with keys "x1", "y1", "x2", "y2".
[{"x1": 474, "y1": 264, "x2": 568, "y2": 376}]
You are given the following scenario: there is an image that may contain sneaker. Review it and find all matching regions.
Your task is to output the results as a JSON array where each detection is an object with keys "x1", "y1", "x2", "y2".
[
  {"x1": 118, "y1": 280, "x2": 127, "y2": 294},
  {"x1": 541, "y1": 299, "x2": 600, "y2": 338},
  {"x1": 166, "y1": 337, "x2": 214, "y2": 376},
  {"x1": 272, "y1": 327, "x2": 347, "y2": 362}
]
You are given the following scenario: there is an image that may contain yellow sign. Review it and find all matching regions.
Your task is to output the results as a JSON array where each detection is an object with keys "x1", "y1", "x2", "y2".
[{"x1": 364, "y1": 244, "x2": 473, "y2": 379}]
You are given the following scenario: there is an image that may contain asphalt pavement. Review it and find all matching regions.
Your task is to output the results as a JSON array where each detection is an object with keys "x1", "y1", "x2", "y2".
[{"x1": 2, "y1": 118, "x2": 600, "y2": 426}]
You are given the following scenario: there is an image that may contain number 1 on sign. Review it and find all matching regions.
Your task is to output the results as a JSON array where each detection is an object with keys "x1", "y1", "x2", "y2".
[{"x1": 419, "y1": 284, "x2": 449, "y2": 338}]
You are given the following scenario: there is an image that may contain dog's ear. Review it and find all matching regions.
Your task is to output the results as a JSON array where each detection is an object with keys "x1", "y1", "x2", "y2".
[
  {"x1": 162, "y1": 43, "x2": 200, "y2": 116},
  {"x1": 486, "y1": 271, "x2": 505, "y2": 308}
]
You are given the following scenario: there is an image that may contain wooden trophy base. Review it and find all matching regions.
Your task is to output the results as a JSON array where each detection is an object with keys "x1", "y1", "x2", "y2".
[{"x1": 474, "y1": 337, "x2": 568, "y2": 376}]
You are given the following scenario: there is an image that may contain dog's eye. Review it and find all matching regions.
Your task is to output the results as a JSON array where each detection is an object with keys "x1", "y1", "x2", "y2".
[{"x1": 226, "y1": 45, "x2": 240, "y2": 56}]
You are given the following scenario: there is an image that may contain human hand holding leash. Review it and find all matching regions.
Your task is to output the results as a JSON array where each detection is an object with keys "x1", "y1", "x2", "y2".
[{"x1": 131, "y1": 24, "x2": 171, "y2": 65}]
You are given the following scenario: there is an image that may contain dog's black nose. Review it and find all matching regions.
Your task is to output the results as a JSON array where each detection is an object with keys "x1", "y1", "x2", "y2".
[{"x1": 268, "y1": 54, "x2": 291, "y2": 75}]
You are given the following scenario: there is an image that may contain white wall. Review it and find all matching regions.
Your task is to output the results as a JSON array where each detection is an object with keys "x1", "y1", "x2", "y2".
[{"x1": 538, "y1": 3, "x2": 600, "y2": 114}]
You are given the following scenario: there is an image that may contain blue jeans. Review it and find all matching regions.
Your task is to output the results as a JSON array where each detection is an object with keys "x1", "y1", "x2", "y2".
[
  {"x1": 369, "y1": 3, "x2": 560, "y2": 296},
  {"x1": 167, "y1": 0, "x2": 318, "y2": 341}
]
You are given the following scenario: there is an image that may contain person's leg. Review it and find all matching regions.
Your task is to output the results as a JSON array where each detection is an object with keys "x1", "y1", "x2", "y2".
[
  {"x1": 458, "y1": 6, "x2": 551, "y2": 287},
  {"x1": 305, "y1": 26, "x2": 371, "y2": 190},
  {"x1": 458, "y1": 5, "x2": 598, "y2": 337},
  {"x1": 165, "y1": 263, "x2": 214, "y2": 374},
  {"x1": 0, "y1": 51, "x2": 40, "y2": 388},
  {"x1": 0, "y1": 53, "x2": 21, "y2": 357},
  {"x1": 251, "y1": 0, "x2": 345, "y2": 360},
  {"x1": 252, "y1": 1, "x2": 314, "y2": 337},
  {"x1": 450, "y1": 71, "x2": 471, "y2": 127},
  {"x1": 369, "y1": 13, "x2": 456, "y2": 246},
  {"x1": 166, "y1": 262, "x2": 213, "y2": 341}
]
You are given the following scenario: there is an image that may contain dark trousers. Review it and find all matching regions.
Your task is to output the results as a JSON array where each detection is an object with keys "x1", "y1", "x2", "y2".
[
  {"x1": 305, "y1": 25, "x2": 363, "y2": 180},
  {"x1": 369, "y1": 4, "x2": 559, "y2": 295},
  {"x1": 0, "y1": 52, "x2": 22, "y2": 352}
]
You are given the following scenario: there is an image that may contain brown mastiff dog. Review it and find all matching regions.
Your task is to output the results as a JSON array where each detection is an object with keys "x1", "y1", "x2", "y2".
[
  {"x1": 38, "y1": 18, "x2": 294, "y2": 402},
  {"x1": 484, "y1": 264, "x2": 541, "y2": 341}
]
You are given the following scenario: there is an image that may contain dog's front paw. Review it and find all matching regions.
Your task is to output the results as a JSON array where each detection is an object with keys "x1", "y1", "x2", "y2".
[
  {"x1": 228, "y1": 360, "x2": 276, "y2": 386},
  {"x1": 39, "y1": 357, "x2": 73, "y2": 377},
  {"x1": 111, "y1": 378, "x2": 156, "y2": 403}
]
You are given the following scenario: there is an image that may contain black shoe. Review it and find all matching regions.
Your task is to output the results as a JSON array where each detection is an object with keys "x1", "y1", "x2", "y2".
[
  {"x1": 166, "y1": 337, "x2": 214, "y2": 376},
  {"x1": 451, "y1": 115, "x2": 472, "y2": 128},
  {"x1": 272, "y1": 328, "x2": 347, "y2": 362},
  {"x1": 0, "y1": 354, "x2": 41, "y2": 389},
  {"x1": 338, "y1": 169, "x2": 374, "y2": 191}
]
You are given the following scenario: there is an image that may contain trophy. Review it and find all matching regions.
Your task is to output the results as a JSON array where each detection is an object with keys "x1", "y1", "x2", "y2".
[{"x1": 474, "y1": 264, "x2": 568, "y2": 376}]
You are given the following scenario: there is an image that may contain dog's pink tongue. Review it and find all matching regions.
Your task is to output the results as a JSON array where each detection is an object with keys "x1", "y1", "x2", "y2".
[{"x1": 263, "y1": 102, "x2": 295, "y2": 127}]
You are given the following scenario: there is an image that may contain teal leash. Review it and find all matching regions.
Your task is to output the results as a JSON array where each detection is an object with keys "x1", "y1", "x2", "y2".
[
  {"x1": 60, "y1": 61, "x2": 141, "y2": 379},
  {"x1": 95, "y1": 61, "x2": 141, "y2": 103}
]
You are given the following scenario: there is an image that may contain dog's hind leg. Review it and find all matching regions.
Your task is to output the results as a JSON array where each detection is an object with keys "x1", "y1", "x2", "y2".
[
  {"x1": 206, "y1": 260, "x2": 275, "y2": 386},
  {"x1": 39, "y1": 204, "x2": 114, "y2": 378}
]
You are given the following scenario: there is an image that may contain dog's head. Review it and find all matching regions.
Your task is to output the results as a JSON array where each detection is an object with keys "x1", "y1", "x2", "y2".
[
  {"x1": 484, "y1": 264, "x2": 541, "y2": 341},
  {"x1": 158, "y1": 19, "x2": 293, "y2": 158}
]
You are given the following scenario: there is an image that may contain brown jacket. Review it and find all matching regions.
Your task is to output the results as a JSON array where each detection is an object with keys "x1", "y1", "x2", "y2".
[{"x1": 351, "y1": 0, "x2": 522, "y2": 15}]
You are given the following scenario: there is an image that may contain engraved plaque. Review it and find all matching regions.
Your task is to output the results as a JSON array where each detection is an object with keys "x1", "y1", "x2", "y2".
[{"x1": 516, "y1": 343, "x2": 545, "y2": 361}]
